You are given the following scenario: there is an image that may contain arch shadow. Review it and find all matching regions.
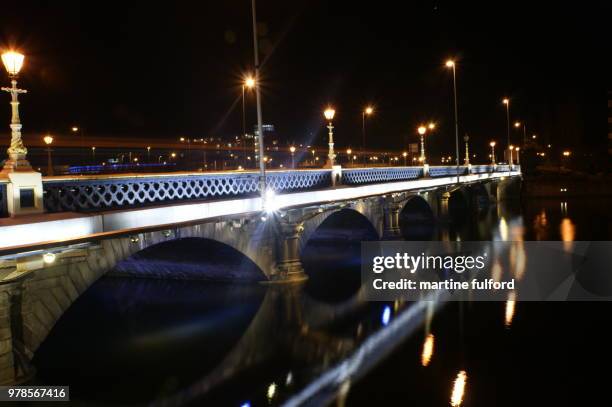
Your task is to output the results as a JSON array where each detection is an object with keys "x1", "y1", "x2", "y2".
[{"x1": 301, "y1": 209, "x2": 379, "y2": 303}]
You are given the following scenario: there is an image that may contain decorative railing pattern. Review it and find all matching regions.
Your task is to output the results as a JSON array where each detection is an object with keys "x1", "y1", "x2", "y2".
[
  {"x1": 470, "y1": 165, "x2": 494, "y2": 174},
  {"x1": 42, "y1": 170, "x2": 332, "y2": 213},
  {"x1": 429, "y1": 166, "x2": 468, "y2": 177},
  {"x1": 0, "y1": 183, "x2": 7, "y2": 218},
  {"x1": 343, "y1": 167, "x2": 423, "y2": 185}
]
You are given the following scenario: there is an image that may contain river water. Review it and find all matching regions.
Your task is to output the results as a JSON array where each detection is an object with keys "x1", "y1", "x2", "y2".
[{"x1": 31, "y1": 196, "x2": 612, "y2": 406}]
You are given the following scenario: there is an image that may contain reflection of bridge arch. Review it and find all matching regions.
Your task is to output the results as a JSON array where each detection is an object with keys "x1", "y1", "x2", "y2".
[{"x1": 399, "y1": 195, "x2": 436, "y2": 240}]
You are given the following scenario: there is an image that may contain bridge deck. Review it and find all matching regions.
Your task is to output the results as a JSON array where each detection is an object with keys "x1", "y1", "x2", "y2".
[{"x1": 0, "y1": 170, "x2": 520, "y2": 253}]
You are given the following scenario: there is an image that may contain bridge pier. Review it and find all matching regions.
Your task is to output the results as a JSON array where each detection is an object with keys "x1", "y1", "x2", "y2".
[
  {"x1": 270, "y1": 220, "x2": 307, "y2": 283},
  {"x1": 382, "y1": 199, "x2": 402, "y2": 239},
  {"x1": 0, "y1": 278, "x2": 34, "y2": 385}
]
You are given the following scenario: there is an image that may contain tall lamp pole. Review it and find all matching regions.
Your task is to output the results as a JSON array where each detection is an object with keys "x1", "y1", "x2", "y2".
[
  {"x1": 418, "y1": 125, "x2": 427, "y2": 164},
  {"x1": 1, "y1": 51, "x2": 31, "y2": 174},
  {"x1": 490, "y1": 141, "x2": 496, "y2": 165},
  {"x1": 514, "y1": 121, "x2": 527, "y2": 146},
  {"x1": 251, "y1": 0, "x2": 266, "y2": 203},
  {"x1": 446, "y1": 60, "x2": 460, "y2": 180},
  {"x1": 242, "y1": 76, "x2": 255, "y2": 168},
  {"x1": 362, "y1": 106, "x2": 373, "y2": 164},
  {"x1": 44, "y1": 135, "x2": 53, "y2": 175},
  {"x1": 502, "y1": 98, "x2": 510, "y2": 161},
  {"x1": 324, "y1": 107, "x2": 336, "y2": 168},
  {"x1": 464, "y1": 135, "x2": 470, "y2": 165}
]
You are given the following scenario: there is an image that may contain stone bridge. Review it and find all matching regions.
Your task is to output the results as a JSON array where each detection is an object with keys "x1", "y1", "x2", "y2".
[{"x1": 0, "y1": 164, "x2": 521, "y2": 384}]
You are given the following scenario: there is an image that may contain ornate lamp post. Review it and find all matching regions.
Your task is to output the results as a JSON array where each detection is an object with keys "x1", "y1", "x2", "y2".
[
  {"x1": 1, "y1": 51, "x2": 30, "y2": 173},
  {"x1": 418, "y1": 125, "x2": 427, "y2": 164},
  {"x1": 463, "y1": 135, "x2": 470, "y2": 165},
  {"x1": 242, "y1": 76, "x2": 255, "y2": 167},
  {"x1": 362, "y1": 106, "x2": 373, "y2": 164},
  {"x1": 289, "y1": 145, "x2": 296, "y2": 168},
  {"x1": 490, "y1": 141, "x2": 496, "y2": 165},
  {"x1": 44, "y1": 135, "x2": 53, "y2": 175},
  {"x1": 1, "y1": 50, "x2": 44, "y2": 215},
  {"x1": 515, "y1": 147, "x2": 520, "y2": 165},
  {"x1": 324, "y1": 107, "x2": 336, "y2": 168}
]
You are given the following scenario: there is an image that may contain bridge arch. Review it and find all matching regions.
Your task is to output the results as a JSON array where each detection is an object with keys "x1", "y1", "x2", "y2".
[
  {"x1": 399, "y1": 195, "x2": 435, "y2": 240},
  {"x1": 298, "y1": 206, "x2": 381, "y2": 252}
]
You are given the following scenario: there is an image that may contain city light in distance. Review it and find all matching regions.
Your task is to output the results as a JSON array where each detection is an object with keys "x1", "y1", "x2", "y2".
[
  {"x1": 445, "y1": 59, "x2": 455, "y2": 67},
  {"x1": 364, "y1": 106, "x2": 374, "y2": 115}
]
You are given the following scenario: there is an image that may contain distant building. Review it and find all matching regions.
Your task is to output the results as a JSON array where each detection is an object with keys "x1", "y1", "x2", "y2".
[{"x1": 253, "y1": 124, "x2": 276, "y2": 161}]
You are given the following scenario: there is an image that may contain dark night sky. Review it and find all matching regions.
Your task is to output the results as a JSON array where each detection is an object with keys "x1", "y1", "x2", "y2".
[{"x1": 0, "y1": 1, "x2": 610, "y2": 157}]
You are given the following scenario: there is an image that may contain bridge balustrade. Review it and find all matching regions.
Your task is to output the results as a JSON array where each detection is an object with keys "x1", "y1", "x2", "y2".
[{"x1": 342, "y1": 167, "x2": 423, "y2": 185}]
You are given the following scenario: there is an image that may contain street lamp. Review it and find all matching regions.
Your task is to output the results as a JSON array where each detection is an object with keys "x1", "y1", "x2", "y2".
[
  {"x1": 91, "y1": 146, "x2": 96, "y2": 163},
  {"x1": 514, "y1": 121, "x2": 527, "y2": 146},
  {"x1": 515, "y1": 147, "x2": 520, "y2": 165},
  {"x1": 242, "y1": 76, "x2": 255, "y2": 167},
  {"x1": 502, "y1": 98, "x2": 510, "y2": 161},
  {"x1": 509, "y1": 145, "x2": 514, "y2": 167},
  {"x1": 418, "y1": 125, "x2": 427, "y2": 164},
  {"x1": 464, "y1": 135, "x2": 470, "y2": 165},
  {"x1": 402, "y1": 151, "x2": 408, "y2": 166},
  {"x1": 43, "y1": 135, "x2": 53, "y2": 175},
  {"x1": 490, "y1": 141, "x2": 496, "y2": 165},
  {"x1": 324, "y1": 107, "x2": 336, "y2": 168},
  {"x1": 147, "y1": 146, "x2": 151, "y2": 162},
  {"x1": 346, "y1": 148, "x2": 353, "y2": 166},
  {"x1": 362, "y1": 106, "x2": 373, "y2": 164},
  {"x1": 445, "y1": 59, "x2": 461, "y2": 174},
  {"x1": 1, "y1": 50, "x2": 31, "y2": 173},
  {"x1": 289, "y1": 145, "x2": 296, "y2": 168}
]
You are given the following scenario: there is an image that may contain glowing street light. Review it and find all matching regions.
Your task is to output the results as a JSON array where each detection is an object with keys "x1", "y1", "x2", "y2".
[
  {"x1": 289, "y1": 145, "x2": 296, "y2": 168},
  {"x1": 1, "y1": 50, "x2": 31, "y2": 173},
  {"x1": 242, "y1": 76, "x2": 255, "y2": 167},
  {"x1": 43, "y1": 135, "x2": 54, "y2": 175},
  {"x1": 402, "y1": 151, "x2": 407, "y2": 166},
  {"x1": 362, "y1": 106, "x2": 373, "y2": 164},
  {"x1": 490, "y1": 141, "x2": 496, "y2": 165},
  {"x1": 515, "y1": 146, "x2": 520, "y2": 165},
  {"x1": 509, "y1": 145, "x2": 514, "y2": 166},
  {"x1": 324, "y1": 107, "x2": 336, "y2": 167},
  {"x1": 502, "y1": 98, "x2": 510, "y2": 160},
  {"x1": 445, "y1": 59, "x2": 461, "y2": 178},
  {"x1": 346, "y1": 148, "x2": 354, "y2": 166},
  {"x1": 514, "y1": 121, "x2": 527, "y2": 145},
  {"x1": 562, "y1": 150, "x2": 571, "y2": 157},
  {"x1": 463, "y1": 135, "x2": 470, "y2": 165},
  {"x1": 418, "y1": 125, "x2": 427, "y2": 164}
]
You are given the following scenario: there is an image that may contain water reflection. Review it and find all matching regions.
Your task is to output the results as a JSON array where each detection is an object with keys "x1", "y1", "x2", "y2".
[
  {"x1": 504, "y1": 292, "x2": 516, "y2": 328},
  {"x1": 450, "y1": 370, "x2": 467, "y2": 407},
  {"x1": 421, "y1": 333, "x2": 435, "y2": 367}
]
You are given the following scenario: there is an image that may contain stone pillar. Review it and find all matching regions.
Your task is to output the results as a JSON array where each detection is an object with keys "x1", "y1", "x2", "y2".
[
  {"x1": 0, "y1": 280, "x2": 33, "y2": 385},
  {"x1": 383, "y1": 200, "x2": 402, "y2": 239},
  {"x1": 271, "y1": 221, "x2": 307, "y2": 283}
]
